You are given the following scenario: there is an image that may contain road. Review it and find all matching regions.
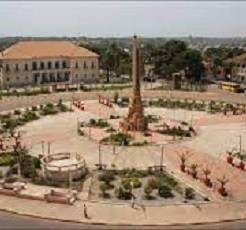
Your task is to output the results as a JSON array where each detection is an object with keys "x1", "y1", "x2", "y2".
[{"x1": 0, "y1": 211, "x2": 246, "y2": 229}]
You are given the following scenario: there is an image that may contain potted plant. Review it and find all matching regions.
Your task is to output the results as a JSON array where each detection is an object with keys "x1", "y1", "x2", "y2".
[
  {"x1": 217, "y1": 176, "x2": 229, "y2": 197},
  {"x1": 226, "y1": 150, "x2": 234, "y2": 165},
  {"x1": 235, "y1": 151, "x2": 245, "y2": 171},
  {"x1": 177, "y1": 151, "x2": 192, "y2": 173},
  {"x1": 202, "y1": 166, "x2": 212, "y2": 187},
  {"x1": 190, "y1": 163, "x2": 198, "y2": 179}
]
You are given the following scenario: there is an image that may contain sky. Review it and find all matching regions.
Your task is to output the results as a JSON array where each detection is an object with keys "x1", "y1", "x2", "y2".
[{"x1": 0, "y1": 1, "x2": 245, "y2": 38}]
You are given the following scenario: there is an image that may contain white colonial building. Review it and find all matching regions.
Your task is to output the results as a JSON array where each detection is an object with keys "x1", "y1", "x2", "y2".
[{"x1": 0, "y1": 41, "x2": 99, "y2": 88}]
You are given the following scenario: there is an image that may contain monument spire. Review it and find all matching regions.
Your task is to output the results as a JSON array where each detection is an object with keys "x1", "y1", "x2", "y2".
[{"x1": 120, "y1": 35, "x2": 148, "y2": 132}]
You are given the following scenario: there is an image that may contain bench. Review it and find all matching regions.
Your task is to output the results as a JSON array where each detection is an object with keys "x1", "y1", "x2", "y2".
[{"x1": 44, "y1": 189, "x2": 77, "y2": 205}]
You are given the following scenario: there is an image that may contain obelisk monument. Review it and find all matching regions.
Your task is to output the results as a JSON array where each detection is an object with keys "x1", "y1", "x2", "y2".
[{"x1": 120, "y1": 35, "x2": 148, "y2": 132}]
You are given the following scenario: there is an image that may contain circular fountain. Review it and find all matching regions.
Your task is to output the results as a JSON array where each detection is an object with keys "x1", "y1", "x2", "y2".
[{"x1": 42, "y1": 152, "x2": 87, "y2": 181}]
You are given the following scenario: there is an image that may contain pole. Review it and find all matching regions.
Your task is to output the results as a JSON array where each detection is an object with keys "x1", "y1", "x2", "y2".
[
  {"x1": 160, "y1": 145, "x2": 164, "y2": 171},
  {"x1": 239, "y1": 135, "x2": 242, "y2": 154},
  {"x1": 89, "y1": 126, "x2": 91, "y2": 140},
  {"x1": 99, "y1": 143, "x2": 102, "y2": 170},
  {"x1": 113, "y1": 143, "x2": 116, "y2": 155},
  {"x1": 41, "y1": 141, "x2": 44, "y2": 155},
  {"x1": 48, "y1": 142, "x2": 51, "y2": 155},
  {"x1": 69, "y1": 170, "x2": 72, "y2": 191}
]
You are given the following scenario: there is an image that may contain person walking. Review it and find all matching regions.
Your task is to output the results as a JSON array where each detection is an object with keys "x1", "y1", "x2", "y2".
[{"x1": 83, "y1": 203, "x2": 88, "y2": 219}]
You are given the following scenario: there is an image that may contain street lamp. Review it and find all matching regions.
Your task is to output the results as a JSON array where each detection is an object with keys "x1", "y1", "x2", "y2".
[
  {"x1": 98, "y1": 143, "x2": 102, "y2": 170},
  {"x1": 41, "y1": 141, "x2": 44, "y2": 155},
  {"x1": 130, "y1": 181, "x2": 134, "y2": 208},
  {"x1": 47, "y1": 141, "x2": 51, "y2": 155},
  {"x1": 160, "y1": 144, "x2": 164, "y2": 171},
  {"x1": 238, "y1": 134, "x2": 242, "y2": 154}
]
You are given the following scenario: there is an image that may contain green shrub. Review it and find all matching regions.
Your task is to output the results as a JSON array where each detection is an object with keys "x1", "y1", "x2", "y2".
[
  {"x1": 144, "y1": 184, "x2": 153, "y2": 200},
  {"x1": 115, "y1": 186, "x2": 132, "y2": 200},
  {"x1": 89, "y1": 118, "x2": 96, "y2": 126},
  {"x1": 20, "y1": 155, "x2": 37, "y2": 178},
  {"x1": 4, "y1": 176, "x2": 18, "y2": 183},
  {"x1": 31, "y1": 106, "x2": 38, "y2": 111},
  {"x1": 114, "y1": 91, "x2": 119, "y2": 103},
  {"x1": 78, "y1": 129, "x2": 85, "y2": 136},
  {"x1": 33, "y1": 157, "x2": 41, "y2": 169},
  {"x1": 123, "y1": 168, "x2": 148, "y2": 178},
  {"x1": 101, "y1": 132, "x2": 132, "y2": 146},
  {"x1": 147, "y1": 177, "x2": 158, "y2": 189},
  {"x1": 157, "y1": 172, "x2": 178, "y2": 188},
  {"x1": 96, "y1": 119, "x2": 110, "y2": 128},
  {"x1": 21, "y1": 111, "x2": 39, "y2": 122},
  {"x1": 14, "y1": 109, "x2": 21, "y2": 115},
  {"x1": 41, "y1": 104, "x2": 58, "y2": 115},
  {"x1": 2, "y1": 118, "x2": 20, "y2": 130},
  {"x1": 131, "y1": 141, "x2": 148, "y2": 146},
  {"x1": 109, "y1": 115, "x2": 120, "y2": 119},
  {"x1": 98, "y1": 171, "x2": 115, "y2": 185},
  {"x1": 121, "y1": 177, "x2": 142, "y2": 189},
  {"x1": 99, "y1": 182, "x2": 110, "y2": 198},
  {"x1": 0, "y1": 154, "x2": 16, "y2": 166},
  {"x1": 57, "y1": 100, "x2": 69, "y2": 112},
  {"x1": 158, "y1": 184, "x2": 173, "y2": 198},
  {"x1": 106, "y1": 127, "x2": 116, "y2": 133},
  {"x1": 184, "y1": 187, "x2": 195, "y2": 200}
]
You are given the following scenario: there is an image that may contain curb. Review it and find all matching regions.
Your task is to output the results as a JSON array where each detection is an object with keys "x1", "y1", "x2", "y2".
[{"x1": 1, "y1": 205, "x2": 246, "y2": 227}]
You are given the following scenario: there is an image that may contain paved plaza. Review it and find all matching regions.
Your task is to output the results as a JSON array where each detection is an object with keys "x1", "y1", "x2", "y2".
[{"x1": 0, "y1": 92, "x2": 246, "y2": 226}]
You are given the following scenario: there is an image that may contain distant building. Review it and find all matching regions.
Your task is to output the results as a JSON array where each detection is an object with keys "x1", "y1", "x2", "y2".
[
  {"x1": 0, "y1": 41, "x2": 99, "y2": 88},
  {"x1": 226, "y1": 53, "x2": 246, "y2": 84}
]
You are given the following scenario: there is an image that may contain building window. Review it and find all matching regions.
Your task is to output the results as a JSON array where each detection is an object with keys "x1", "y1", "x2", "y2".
[
  {"x1": 6, "y1": 77, "x2": 10, "y2": 82},
  {"x1": 64, "y1": 72, "x2": 70, "y2": 81},
  {"x1": 16, "y1": 76, "x2": 19, "y2": 81},
  {"x1": 55, "y1": 61, "x2": 60, "y2": 69},
  {"x1": 62, "y1": 61, "x2": 67, "y2": 69},
  {"x1": 84, "y1": 61, "x2": 87, "y2": 69},
  {"x1": 24, "y1": 64, "x2": 28, "y2": 71},
  {"x1": 91, "y1": 61, "x2": 95, "y2": 69},
  {"x1": 75, "y1": 62, "x2": 79, "y2": 69},
  {"x1": 25, "y1": 76, "x2": 28, "y2": 81},
  {"x1": 48, "y1": 61, "x2": 52, "y2": 69},
  {"x1": 40, "y1": 62, "x2": 45, "y2": 70},
  {"x1": 84, "y1": 74, "x2": 87, "y2": 78},
  {"x1": 32, "y1": 62, "x2": 37, "y2": 70},
  {"x1": 15, "y1": 64, "x2": 19, "y2": 72},
  {"x1": 5, "y1": 64, "x2": 10, "y2": 72}
]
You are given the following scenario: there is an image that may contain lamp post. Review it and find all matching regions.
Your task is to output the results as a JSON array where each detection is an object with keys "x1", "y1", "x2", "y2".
[
  {"x1": 130, "y1": 181, "x2": 134, "y2": 208},
  {"x1": 160, "y1": 144, "x2": 164, "y2": 171},
  {"x1": 41, "y1": 141, "x2": 44, "y2": 155},
  {"x1": 238, "y1": 134, "x2": 242, "y2": 154},
  {"x1": 88, "y1": 125, "x2": 92, "y2": 140},
  {"x1": 98, "y1": 143, "x2": 102, "y2": 170},
  {"x1": 47, "y1": 142, "x2": 51, "y2": 155}
]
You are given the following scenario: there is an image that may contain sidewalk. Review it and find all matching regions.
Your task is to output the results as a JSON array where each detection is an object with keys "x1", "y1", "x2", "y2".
[{"x1": 0, "y1": 194, "x2": 246, "y2": 226}]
